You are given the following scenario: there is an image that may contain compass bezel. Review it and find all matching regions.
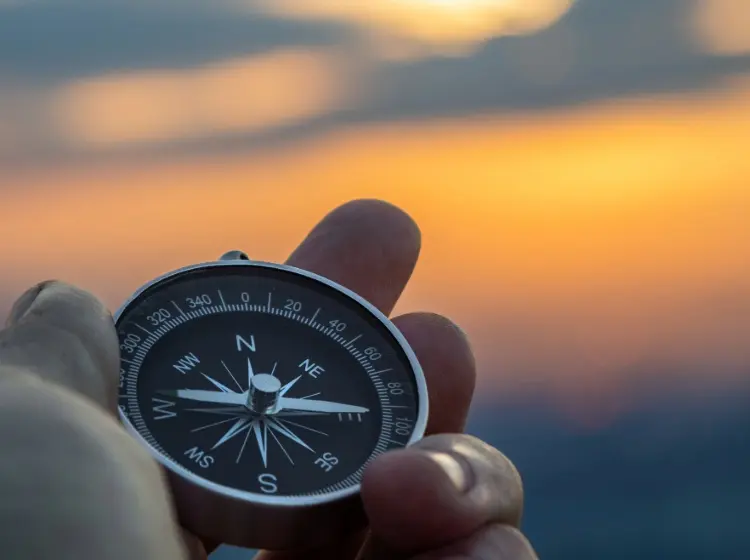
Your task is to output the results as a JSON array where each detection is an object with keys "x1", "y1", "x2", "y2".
[{"x1": 114, "y1": 258, "x2": 429, "y2": 510}]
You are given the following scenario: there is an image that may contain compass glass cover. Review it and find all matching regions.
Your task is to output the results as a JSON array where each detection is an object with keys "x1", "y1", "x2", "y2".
[{"x1": 116, "y1": 264, "x2": 423, "y2": 500}]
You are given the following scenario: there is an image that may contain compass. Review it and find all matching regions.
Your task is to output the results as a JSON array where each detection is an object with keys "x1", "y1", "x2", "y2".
[{"x1": 115, "y1": 251, "x2": 429, "y2": 550}]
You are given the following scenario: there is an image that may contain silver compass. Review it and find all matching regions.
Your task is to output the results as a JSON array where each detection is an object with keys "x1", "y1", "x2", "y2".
[{"x1": 115, "y1": 251, "x2": 429, "y2": 550}]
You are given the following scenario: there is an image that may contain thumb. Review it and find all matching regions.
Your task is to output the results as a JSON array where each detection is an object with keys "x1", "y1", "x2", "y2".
[
  {"x1": 1, "y1": 280, "x2": 120, "y2": 411},
  {"x1": 0, "y1": 281, "x2": 189, "y2": 559},
  {"x1": 357, "y1": 434, "x2": 525, "y2": 558}
]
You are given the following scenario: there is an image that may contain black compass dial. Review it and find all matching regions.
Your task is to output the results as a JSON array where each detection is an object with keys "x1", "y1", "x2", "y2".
[{"x1": 116, "y1": 263, "x2": 423, "y2": 500}]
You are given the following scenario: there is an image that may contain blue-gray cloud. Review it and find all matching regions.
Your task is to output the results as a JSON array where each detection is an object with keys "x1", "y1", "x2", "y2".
[
  {"x1": 361, "y1": 0, "x2": 750, "y2": 118},
  {"x1": 2, "y1": 0, "x2": 750, "y2": 167},
  {"x1": 0, "y1": 0, "x2": 350, "y2": 83}
]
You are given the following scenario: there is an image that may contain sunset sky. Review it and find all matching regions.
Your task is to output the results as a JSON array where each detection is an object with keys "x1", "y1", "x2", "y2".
[{"x1": 1, "y1": 0, "x2": 750, "y2": 425}]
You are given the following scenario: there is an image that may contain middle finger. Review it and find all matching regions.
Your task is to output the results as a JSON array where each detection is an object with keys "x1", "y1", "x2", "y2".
[
  {"x1": 285, "y1": 199, "x2": 422, "y2": 316},
  {"x1": 287, "y1": 199, "x2": 477, "y2": 432},
  {"x1": 256, "y1": 202, "x2": 476, "y2": 559}
]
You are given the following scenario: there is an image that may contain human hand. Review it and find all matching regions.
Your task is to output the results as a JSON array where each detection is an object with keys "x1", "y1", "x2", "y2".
[{"x1": 0, "y1": 199, "x2": 537, "y2": 559}]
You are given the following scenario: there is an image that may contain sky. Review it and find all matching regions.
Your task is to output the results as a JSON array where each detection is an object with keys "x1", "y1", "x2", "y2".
[{"x1": 1, "y1": 0, "x2": 750, "y2": 427}]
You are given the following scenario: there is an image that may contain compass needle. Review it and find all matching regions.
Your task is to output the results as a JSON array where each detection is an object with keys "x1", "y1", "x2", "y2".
[
  {"x1": 174, "y1": 389, "x2": 247, "y2": 405},
  {"x1": 186, "y1": 406, "x2": 247, "y2": 416},
  {"x1": 274, "y1": 411, "x2": 328, "y2": 418},
  {"x1": 115, "y1": 252, "x2": 427, "y2": 550},
  {"x1": 277, "y1": 397, "x2": 369, "y2": 415}
]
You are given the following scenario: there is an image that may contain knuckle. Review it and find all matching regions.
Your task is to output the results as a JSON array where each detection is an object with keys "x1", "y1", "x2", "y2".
[
  {"x1": 19, "y1": 281, "x2": 110, "y2": 327},
  {"x1": 0, "y1": 281, "x2": 119, "y2": 410},
  {"x1": 0, "y1": 320, "x2": 115, "y2": 409},
  {"x1": 7, "y1": 280, "x2": 81, "y2": 324},
  {"x1": 5, "y1": 281, "x2": 50, "y2": 326}
]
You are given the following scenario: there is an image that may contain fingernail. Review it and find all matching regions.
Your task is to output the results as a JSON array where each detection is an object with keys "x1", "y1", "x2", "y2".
[
  {"x1": 425, "y1": 450, "x2": 473, "y2": 493},
  {"x1": 5, "y1": 281, "x2": 57, "y2": 326}
]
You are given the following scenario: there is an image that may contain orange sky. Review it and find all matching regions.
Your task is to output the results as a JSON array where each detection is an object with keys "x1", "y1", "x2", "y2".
[{"x1": 2, "y1": 76, "x2": 750, "y2": 423}]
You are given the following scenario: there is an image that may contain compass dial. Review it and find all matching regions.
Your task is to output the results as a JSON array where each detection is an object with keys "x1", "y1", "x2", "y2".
[{"x1": 116, "y1": 261, "x2": 426, "y2": 506}]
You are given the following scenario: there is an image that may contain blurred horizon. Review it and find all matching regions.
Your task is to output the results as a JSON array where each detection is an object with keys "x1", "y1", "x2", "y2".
[{"x1": 2, "y1": 0, "x2": 749, "y2": 558}]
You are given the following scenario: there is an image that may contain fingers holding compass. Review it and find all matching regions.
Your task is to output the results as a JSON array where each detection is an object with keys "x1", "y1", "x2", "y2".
[
  {"x1": 286, "y1": 199, "x2": 421, "y2": 316},
  {"x1": 284, "y1": 199, "x2": 475, "y2": 434},
  {"x1": 1, "y1": 281, "x2": 120, "y2": 412},
  {"x1": 0, "y1": 282, "x2": 188, "y2": 559},
  {"x1": 360, "y1": 434, "x2": 527, "y2": 556},
  {"x1": 251, "y1": 201, "x2": 480, "y2": 559},
  {"x1": 255, "y1": 433, "x2": 532, "y2": 560},
  {"x1": 255, "y1": 312, "x2": 480, "y2": 560},
  {"x1": 390, "y1": 313, "x2": 476, "y2": 435}
]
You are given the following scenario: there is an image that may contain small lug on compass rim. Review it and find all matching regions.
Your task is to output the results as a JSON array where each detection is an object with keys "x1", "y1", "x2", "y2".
[{"x1": 219, "y1": 250, "x2": 250, "y2": 261}]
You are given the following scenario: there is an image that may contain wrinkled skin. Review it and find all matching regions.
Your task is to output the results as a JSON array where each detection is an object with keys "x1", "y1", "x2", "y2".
[{"x1": 0, "y1": 200, "x2": 538, "y2": 560}]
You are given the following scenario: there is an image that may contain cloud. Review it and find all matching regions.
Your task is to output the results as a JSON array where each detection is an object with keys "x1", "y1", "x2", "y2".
[
  {"x1": 0, "y1": 0, "x2": 349, "y2": 83},
  {"x1": 2, "y1": 0, "x2": 750, "y2": 166},
  {"x1": 214, "y1": 0, "x2": 750, "y2": 160},
  {"x1": 2, "y1": 81, "x2": 750, "y2": 394},
  {"x1": 691, "y1": 0, "x2": 750, "y2": 55},
  {"x1": 320, "y1": 0, "x2": 750, "y2": 122},
  {"x1": 0, "y1": 44, "x2": 364, "y2": 158},
  {"x1": 249, "y1": 0, "x2": 575, "y2": 59},
  {"x1": 52, "y1": 48, "x2": 356, "y2": 148}
]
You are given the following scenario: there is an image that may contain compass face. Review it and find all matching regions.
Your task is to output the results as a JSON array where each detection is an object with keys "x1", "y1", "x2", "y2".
[{"x1": 116, "y1": 262, "x2": 426, "y2": 503}]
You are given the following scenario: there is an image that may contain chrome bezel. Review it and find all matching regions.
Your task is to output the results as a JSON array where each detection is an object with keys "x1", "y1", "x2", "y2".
[{"x1": 114, "y1": 258, "x2": 429, "y2": 549}]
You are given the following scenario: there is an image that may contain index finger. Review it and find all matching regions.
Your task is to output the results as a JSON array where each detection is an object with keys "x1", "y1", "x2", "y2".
[{"x1": 0, "y1": 281, "x2": 120, "y2": 412}]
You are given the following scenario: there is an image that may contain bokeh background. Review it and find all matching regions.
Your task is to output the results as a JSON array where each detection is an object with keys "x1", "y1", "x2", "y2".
[{"x1": 2, "y1": 0, "x2": 749, "y2": 558}]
